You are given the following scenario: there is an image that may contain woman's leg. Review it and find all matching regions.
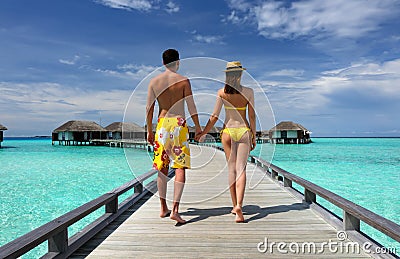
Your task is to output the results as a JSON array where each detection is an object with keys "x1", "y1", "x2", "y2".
[
  {"x1": 221, "y1": 132, "x2": 238, "y2": 210},
  {"x1": 233, "y1": 132, "x2": 251, "y2": 222}
]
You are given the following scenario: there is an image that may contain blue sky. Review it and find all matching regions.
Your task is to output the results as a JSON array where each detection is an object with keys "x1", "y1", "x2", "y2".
[{"x1": 1, "y1": 0, "x2": 400, "y2": 137}]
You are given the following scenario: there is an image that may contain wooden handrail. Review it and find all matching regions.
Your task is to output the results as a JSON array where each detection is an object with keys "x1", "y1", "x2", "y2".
[
  {"x1": 0, "y1": 169, "x2": 160, "y2": 259},
  {"x1": 249, "y1": 155, "x2": 400, "y2": 243}
]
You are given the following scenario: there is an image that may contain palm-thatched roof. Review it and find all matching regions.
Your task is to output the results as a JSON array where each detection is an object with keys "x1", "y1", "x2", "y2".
[
  {"x1": 270, "y1": 121, "x2": 309, "y2": 132},
  {"x1": 53, "y1": 120, "x2": 106, "y2": 133},
  {"x1": 105, "y1": 122, "x2": 145, "y2": 132},
  {"x1": 0, "y1": 124, "x2": 7, "y2": 131}
]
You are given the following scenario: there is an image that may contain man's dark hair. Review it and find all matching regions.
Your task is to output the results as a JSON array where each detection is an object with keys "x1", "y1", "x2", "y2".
[{"x1": 162, "y1": 49, "x2": 179, "y2": 67}]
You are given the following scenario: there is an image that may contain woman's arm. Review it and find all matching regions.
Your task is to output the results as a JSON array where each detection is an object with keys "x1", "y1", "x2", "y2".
[
  {"x1": 196, "y1": 92, "x2": 223, "y2": 140},
  {"x1": 248, "y1": 88, "x2": 256, "y2": 150}
]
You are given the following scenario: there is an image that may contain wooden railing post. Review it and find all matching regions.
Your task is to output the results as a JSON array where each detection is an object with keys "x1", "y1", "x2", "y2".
[
  {"x1": 344, "y1": 211, "x2": 360, "y2": 231},
  {"x1": 105, "y1": 196, "x2": 118, "y2": 213},
  {"x1": 284, "y1": 177, "x2": 292, "y2": 188},
  {"x1": 48, "y1": 229, "x2": 68, "y2": 254},
  {"x1": 304, "y1": 189, "x2": 316, "y2": 203},
  {"x1": 250, "y1": 156, "x2": 255, "y2": 164},
  {"x1": 271, "y1": 169, "x2": 278, "y2": 180},
  {"x1": 135, "y1": 183, "x2": 143, "y2": 194}
]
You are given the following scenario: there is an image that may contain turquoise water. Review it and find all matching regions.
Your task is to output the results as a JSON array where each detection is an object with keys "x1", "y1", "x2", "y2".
[
  {"x1": 0, "y1": 138, "x2": 399, "y2": 257},
  {"x1": 0, "y1": 138, "x2": 153, "y2": 257},
  {"x1": 252, "y1": 138, "x2": 400, "y2": 252}
]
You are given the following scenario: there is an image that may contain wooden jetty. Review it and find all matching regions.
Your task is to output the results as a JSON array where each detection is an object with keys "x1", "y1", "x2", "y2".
[
  {"x1": 0, "y1": 145, "x2": 399, "y2": 258},
  {"x1": 90, "y1": 139, "x2": 149, "y2": 150}
]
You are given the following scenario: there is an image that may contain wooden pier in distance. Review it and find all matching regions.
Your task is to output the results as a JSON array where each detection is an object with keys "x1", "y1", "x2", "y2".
[
  {"x1": 1, "y1": 145, "x2": 399, "y2": 258},
  {"x1": 90, "y1": 139, "x2": 149, "y2": 150}
]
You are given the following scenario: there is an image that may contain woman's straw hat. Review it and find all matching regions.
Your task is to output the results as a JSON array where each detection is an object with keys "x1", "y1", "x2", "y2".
[{"x1": 224, "y1": 61, "x2": 246, "y2": 72}]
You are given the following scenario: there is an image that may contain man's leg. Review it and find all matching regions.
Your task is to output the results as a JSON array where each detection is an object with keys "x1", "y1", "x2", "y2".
[
  {"x1": 170, "y1": 168, "x2": 186, "y2": 224},
  {"x1": 158, "y1": 167, "x2": 170, "y2": 217}
]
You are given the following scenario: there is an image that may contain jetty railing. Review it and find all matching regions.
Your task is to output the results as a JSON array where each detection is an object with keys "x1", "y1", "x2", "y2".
[
  {"x1": 248, "y1": 155, "x2": 400, "y2": 243},
  {"x1": 0, "y1": 169, "x2": 164, "y2": 259}
]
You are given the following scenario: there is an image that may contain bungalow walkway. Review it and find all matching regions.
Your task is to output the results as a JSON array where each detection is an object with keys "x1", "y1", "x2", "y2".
[{"x1": 71, "y1": 145, "x2": 370, "y2": 258}]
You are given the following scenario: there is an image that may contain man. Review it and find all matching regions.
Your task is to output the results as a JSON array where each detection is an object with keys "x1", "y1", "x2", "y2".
[{"x1": 146, "y1": 49, "x2": 201, "y2": 224}]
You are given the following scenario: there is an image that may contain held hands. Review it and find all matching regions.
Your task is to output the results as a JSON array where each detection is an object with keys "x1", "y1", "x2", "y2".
[{"x1": 194, "y1": 129, "x2": 204, "y2": 142}]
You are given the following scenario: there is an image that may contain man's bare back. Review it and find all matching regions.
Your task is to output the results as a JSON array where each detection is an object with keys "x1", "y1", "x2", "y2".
[{"x1": 149, "y1": 70, "x2": 190, "y2": 118}]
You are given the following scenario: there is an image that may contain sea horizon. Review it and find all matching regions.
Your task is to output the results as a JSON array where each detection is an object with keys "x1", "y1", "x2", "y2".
[{"x1": 3, "y1": 135, "x2": 400, "y2": 139}]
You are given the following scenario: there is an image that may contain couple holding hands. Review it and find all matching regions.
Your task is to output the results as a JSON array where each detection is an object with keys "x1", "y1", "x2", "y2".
[{"x1": 146, "y1": 49, "x2": 256, "y2": 224}]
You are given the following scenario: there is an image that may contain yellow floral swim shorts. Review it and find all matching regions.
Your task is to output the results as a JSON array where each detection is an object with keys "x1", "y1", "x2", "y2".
[{"x1": 152, "y1": 117, "x2": 190, "y2": 171}]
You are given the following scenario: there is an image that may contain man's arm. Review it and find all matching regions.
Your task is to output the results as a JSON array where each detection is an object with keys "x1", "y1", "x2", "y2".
[
  {"x1": 146, "y1": 81, "x2": 156, "y2": 144},
  {"x1": 184, "y1": 79, "x2": 201, "y2": 134}
]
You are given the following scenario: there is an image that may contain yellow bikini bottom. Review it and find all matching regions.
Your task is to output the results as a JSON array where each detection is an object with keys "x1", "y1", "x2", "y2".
[{"x1": 221, "y1": 127, "x2": 251, "y2": 142}]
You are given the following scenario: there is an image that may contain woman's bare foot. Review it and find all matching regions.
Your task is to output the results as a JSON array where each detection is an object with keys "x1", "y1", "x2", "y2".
[
  {"x1": 233, "y1": 206, "x2": 244, "y2": 223},
  {"x1": 170, "y1": 212, "x2": 186, "y2": 224},
  {"x1": 160, "y1": 209, "x2": 171, "y2": 218}
]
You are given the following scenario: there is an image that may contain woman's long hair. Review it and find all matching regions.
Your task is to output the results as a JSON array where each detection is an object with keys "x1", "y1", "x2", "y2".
[{"x1": 224, "y1": 71, "x2": 242, "y2": 94}]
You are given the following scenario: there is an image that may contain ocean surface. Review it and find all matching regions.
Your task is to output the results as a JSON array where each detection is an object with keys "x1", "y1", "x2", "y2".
[
  {"x1": 0, "y1": 138, "x2": 153, "y2": 258},
  {"x1": 0, "y1": 137, "x2": 399, "y2": 257}
]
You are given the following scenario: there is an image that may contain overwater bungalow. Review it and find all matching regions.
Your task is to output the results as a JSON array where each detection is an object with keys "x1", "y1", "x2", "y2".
[
  {"x1": 269, "y1": 121, "x2": 311, "y2": 144},
  {"x1": 0, "y1": 124, "x2": 7, "y2": 148},
  {"x1": 105, "y1": 122, "x2": 145, "y2": 140},
  {"x1": 52, "y1": 120, "x2": 107, "y2": 145}
]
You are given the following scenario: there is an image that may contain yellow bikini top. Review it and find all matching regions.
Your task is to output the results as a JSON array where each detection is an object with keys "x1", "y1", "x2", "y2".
[{"x1": 225, "y1": 105, "x2": 247, "y2": 111}]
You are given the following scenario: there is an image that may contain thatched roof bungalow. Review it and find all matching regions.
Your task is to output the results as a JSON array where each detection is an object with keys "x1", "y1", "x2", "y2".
[
  {"x1": 105, "y1": 122, "x2": 145, "y2": 140},
  {"x1": 269, "y1": 121, "x2": 311, "y2": 144},
  {"x1": 0, "y1": 124, "x2": 7, "y2": 147},
  {"x1": 52, "y1": 120, "x2": 107, "y2": 145}
]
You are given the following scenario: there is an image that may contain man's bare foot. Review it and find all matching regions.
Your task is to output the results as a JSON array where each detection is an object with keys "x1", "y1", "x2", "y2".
[
  {"x1": 170, "y1": 212, "x2": 186, "y2": 224},
  {"x1": 233, "y1": 206, "x2": 244, "y2": 223},
  {"x1": 160, "y1": 209, "x2": 171, "y2": 218},
  {"x1": 231, "y1": 209, "x2": 236, "y2": 214}
]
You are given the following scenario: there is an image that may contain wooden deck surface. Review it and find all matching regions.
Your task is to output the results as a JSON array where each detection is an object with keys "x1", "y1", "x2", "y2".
[{"x1": 72, "y1": 145, "x2": 371, "y2": 258}]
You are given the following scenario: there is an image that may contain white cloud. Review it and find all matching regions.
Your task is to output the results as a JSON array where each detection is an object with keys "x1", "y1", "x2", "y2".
[
  {"x1": 226, "y1": 0, "x2": 399, "y2": 40},
  {"x1": 226, "y1": 0, "x2": 251, "y2": 12},
  {"x1": 86, "y1": 63, "x2": 160, "y2": 81},
  {"x1": 0, "y1": 82, "x2": 140, "y2": 135},
  {"x1": 261, "y1": 58, "x2": 400, "y2": 114},
  {"x1": 165, "y1": 1, "x2": 179, "y2": 14},
  {"x1": 59, "y1": 55, "x2": 80, "y2": 65},
  {"x1": 223, "y1": 10, "x2": 247, "y2": 24},
  {"x1": 192, "y1": 34, "x2": 224, "y2": 44},
  {"x1": 94, "y1": 0, "x2": 154, "y2": 11},
  {"x1": 269, "y1": 69, "x2": 304, "y2": 77}
]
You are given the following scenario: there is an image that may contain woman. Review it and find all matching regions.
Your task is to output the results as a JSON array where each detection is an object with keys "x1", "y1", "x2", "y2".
[{"x1": 196, "y1": 61, "x2": 256, "y2": 223}]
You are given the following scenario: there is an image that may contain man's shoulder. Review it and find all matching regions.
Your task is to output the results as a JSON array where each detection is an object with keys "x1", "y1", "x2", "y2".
[
  {"x1": 150, "y1": 73, "x2": 165, "y2": 83},
  {"x1": 174, "y1": 73, "x2": 189, "y2": 83}
]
